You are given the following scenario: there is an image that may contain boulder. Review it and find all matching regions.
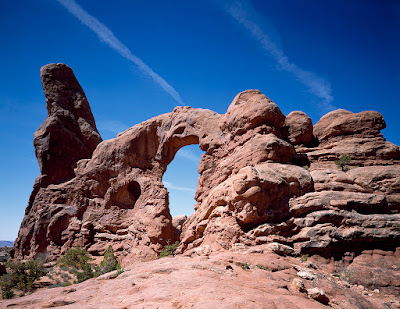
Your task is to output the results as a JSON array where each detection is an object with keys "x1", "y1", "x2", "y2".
[
  {"x1": 172, "y1": 215, "x2": 187, "y2": 231},
  {"x1": 220, "y1": 90, "x2": 285, "y2": 137},
  {"x1": 307, "y1": 287, "x2": 329, "y2": 305},
  {"x1": 285, "y1": 111, "x2": 313, "y2": 146},
  {"x1": 292, "y1": 278, "x2": 306, "y2": 293},
  {"x1": 313, "y1": 109, "x2": 385, "y2": 142}
]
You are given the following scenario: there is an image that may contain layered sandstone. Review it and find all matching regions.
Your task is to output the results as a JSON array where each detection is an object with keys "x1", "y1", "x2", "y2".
[{"x1": 12, "y1": 64, "x2": 400, "y2": 295}]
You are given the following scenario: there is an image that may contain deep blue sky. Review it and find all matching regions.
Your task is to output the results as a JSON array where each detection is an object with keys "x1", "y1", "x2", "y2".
[{"x1": 0, "y1": 0, "x2": 399, "y2": 241}]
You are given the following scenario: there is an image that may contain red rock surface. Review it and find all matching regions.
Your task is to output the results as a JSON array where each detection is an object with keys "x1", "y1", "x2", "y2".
[
  {"x1": 1, "y1": 249, "x2": 398, "y2": 308},
  {"x1": 34, "y1": 63, "x2": 102, "y2": 187},
  {"x1": 10, "y1": 64, "x2": 400, "y2": 304},
  {"x1": 284, "y1": 111, "x2": 314, "y2": 146}
]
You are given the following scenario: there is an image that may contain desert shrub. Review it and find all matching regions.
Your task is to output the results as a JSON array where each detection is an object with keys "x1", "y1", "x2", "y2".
[
  {"x1": 76, "y1": 263, "x2": 94, "y2": 283},
  {"x1": 300, "y1": 254, "x2": 309, "y2": 262},
  {"x1": 60, "y1": 272, "x2": 71, "y2": 281},
  {"x1": 335, "y1": 154, "x2": 351, "y2": 171},
  {"x1": 57, "y1": 247, "x2": 92, "y2": 270},
  {"x1": 158, "y1": 241, "x2": 179, "y2": 258},
  {"x1": 94, "y1": 245, "x2": 121, "y2": 277},
  {"x1": 6, "y1": 259, "x2": 46, "y2": 292},
  {"x1": 342, "y1": 268, "x2": 353, "y2": 283},
  {"x1": 58, "y1": 247, "x2": 95, "y2": 284},
  {"x1": 116, "y1": 268, "x2": 125, "y2": 277},
  {"x1": 241, "y1": 263, "x2": 251, "y2": 270},
  {"x1": 2, "y1": 288, "x2": 14, "y2": 299},
  {"x1": 57, "y1": 246, "x2": 121, "y2": 284},
  {"x1": 0, "y1": 273, "x2": 15, "y2": 299},
  {"x1": 0, "y1": 258, "x2": 46, "y2": 298}
]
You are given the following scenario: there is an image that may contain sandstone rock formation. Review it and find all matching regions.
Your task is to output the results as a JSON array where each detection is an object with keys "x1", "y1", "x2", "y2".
[
  {"x1": 2, "y1": 248, "x2": 398, "y2": 309},
  {"x1": 35, "y1": 64, "x2": 102, "y2": 186},
  {"x1": 12, "y1": 64, "x2": 400, "y2": 296}
]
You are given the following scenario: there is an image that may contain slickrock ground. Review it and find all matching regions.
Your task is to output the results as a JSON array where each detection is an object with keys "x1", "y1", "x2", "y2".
[
  {"x1": 5, "y1": 63, "x2": 400, "y2": 307},
  {"x1": 1, "y1": 248, "x2": 399, "y2": 309}
]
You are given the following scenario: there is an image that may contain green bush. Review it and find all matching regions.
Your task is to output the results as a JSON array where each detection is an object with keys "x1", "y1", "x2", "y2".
[
  {"x1": 158, "y1": 241, "x2": 179, "y2": 258},
  {"x1": 115, "y1": 268, "x2": 125, "y2": 277},
  {"x1": 241, "y1": 263, "x2": 250, "y2": 270},
  {"x1": 300, "y1": 254, "x2": 309, "y2": 262},
  {"x1": 57, "y1": 247, "x2": 92, "y2": 270},
  {"x1": 76, "y1": 263, "x2": 94, "y2": 283},
  {"x1": 335, "y1": 154, "x2": 351, "y2": 171},
  {"x1": 94, "y1": 245, "x2": 120, "y2": 277},
  {"x1": 0, "y1": 258, "x2": 46, "y2": 298},
  {"x1": 2, "y1": 288, "x2": 14, "y2": 299},
  {"x1": 57, "y1": 246, "x2": 121, "y2": 283},
  {"x1": 0, "y1": 273, "x2": 15, "y2": 299},
  {"x1": 58, "y1": 247, "x2": 94, "y2": 284}
]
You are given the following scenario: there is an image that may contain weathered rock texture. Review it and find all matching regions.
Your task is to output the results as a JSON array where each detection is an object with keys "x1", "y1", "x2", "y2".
[
  {"x1": 13, "y1": 64, "x2": 400, "y2": 294},
  {"x1": 35, "y1": 64, "x2": 102, "y2": 187},
  {"x1": 2, "y1": 249, "x2": 398, "y2": 309}
]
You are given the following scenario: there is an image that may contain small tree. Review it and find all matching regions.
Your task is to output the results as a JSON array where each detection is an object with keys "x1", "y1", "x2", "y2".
[
  {"x1": 94, "y1": 245, "x2": 120, "y2": 277},
  {"x1": 76, "y1": 263, "x2": 94, "y2": 283},
  {"x1": 335, "y1": 154, "x2": 351, "y2": 171}
]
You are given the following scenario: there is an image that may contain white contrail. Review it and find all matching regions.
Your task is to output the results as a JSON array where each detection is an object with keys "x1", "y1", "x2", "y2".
[
  {"x1": 227, "y1": 0, "x2": 336, "y2": 112},
  {"x1": 164, "y1": 181, "x2": 196, "y2": 193},
  {"x1": 57, "y1": 0, "x2": 184, "y2": 105},
  {"x1": 177, "y1": 149, "x2": 201, "y2": 164}
]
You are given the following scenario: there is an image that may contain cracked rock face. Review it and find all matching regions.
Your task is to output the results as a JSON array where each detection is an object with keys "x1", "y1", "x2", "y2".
[{"x1": 13, "y1": 63, "x2": 400, "y2": 292}]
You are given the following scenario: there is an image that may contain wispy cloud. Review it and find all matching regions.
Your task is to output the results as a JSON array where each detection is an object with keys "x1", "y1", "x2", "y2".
[
  {"x1": 96, "y1": 119, "x2": 129, "y2": 135},
  {"x1": 164, "y1": 181, "x2": 196, "y2": 193},
  {"x1": 226, "y1": 0, "x2": 336, "y2": 112},
  {"x1": 176, "y1": 149, "x2": 201, "y2": 164},
  {"x1": 56, "y1": 0, "x2": 184, "y2": 105}
]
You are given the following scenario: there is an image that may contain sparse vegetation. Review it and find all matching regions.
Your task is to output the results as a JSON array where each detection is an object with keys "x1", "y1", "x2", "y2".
[
  {"x1": 116, "y1": 268, "x2": 125, "y2": 277},
  {"x1": 0, "y1": 258, "x2": 46, "y2": 299},
  {"x1": 300, "y1": 254, "x2": 309, "y2": 262},
  {"x1": 57, "y1": 246, "x2": 121, "y2": 284},
  {"x1": 93, "y1": 245, "x2": 121, "y2": 277},
  {"x1": 256, "y1": 264, "x2": 266, "y2": 270},
  {"x1": 76, "y1": 262, "x2": 94, "y2": 283},
  {"x1": 57, "y1": 247, "x2": 93, "y2": 271},
  {"x1": 241, "y1": 263, "x2": 250, "y2": 270},
  {"x1": 2, "y1": 288, "x2": 14, "y2": 299},
  {"x1": 342, "y1": 268, "x2": 353, "y2": 283},
  {"x1": 158, "y1": 241, "x2": 179, "y2": 258},
  {"x1": 333, "y1": 268, "x2": 354, "y2": 284},
  {"x1": 0, "y1": 273, "x2": 15, "y2": 299},
  {"x1": 335, "y1": 154, "x2": 351, "y2": 171}
]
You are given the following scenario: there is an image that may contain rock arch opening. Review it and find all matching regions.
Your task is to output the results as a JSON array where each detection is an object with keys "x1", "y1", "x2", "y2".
[{"x1": 162, "y1": 144, "x2": 204, "y2": 219}]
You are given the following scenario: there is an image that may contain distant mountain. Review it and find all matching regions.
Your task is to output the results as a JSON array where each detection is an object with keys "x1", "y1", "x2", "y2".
[{"x1": 0, "y1": 241, "x2": 13, "y2": 247}]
